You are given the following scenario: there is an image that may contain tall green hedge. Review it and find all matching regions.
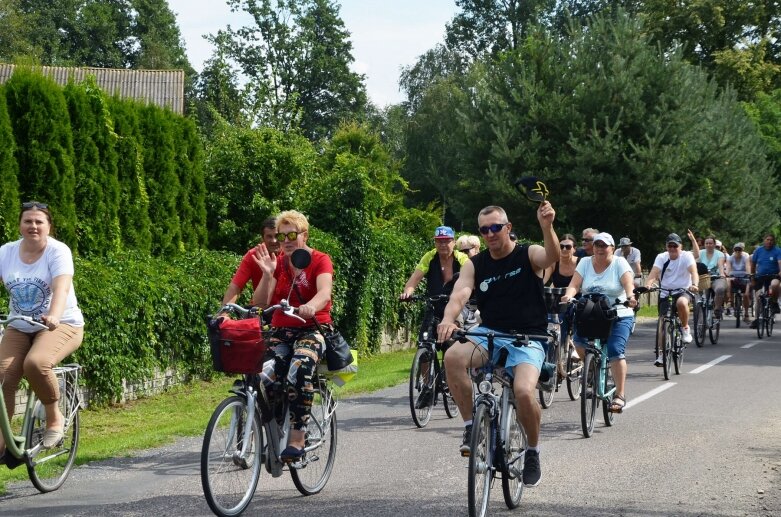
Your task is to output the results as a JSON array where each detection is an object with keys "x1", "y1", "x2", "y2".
[{"x1": 0, "y1": 87, "x2": 19, "y2": 242}]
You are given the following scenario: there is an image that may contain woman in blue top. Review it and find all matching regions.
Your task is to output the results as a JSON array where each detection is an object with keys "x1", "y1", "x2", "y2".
[
  {"x1": 699, "y1": 236, "x2": 727, "y2": 318},
  {"x1": 562, "y1": 232, "x2": 637, "y2": 413}
]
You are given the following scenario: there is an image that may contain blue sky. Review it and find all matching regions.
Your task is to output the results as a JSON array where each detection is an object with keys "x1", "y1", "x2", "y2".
[{"x1": 168, "y1": 0, "x2": 457, "y2": 107}]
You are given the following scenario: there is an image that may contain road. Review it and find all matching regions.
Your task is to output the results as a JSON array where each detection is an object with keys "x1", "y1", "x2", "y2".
[{"x1": 2, "y1": 320, "x2": 780, "y2": 516}]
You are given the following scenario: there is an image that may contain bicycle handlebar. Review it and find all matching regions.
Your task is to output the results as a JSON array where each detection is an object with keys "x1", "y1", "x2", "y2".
[
  {"x1": 452, "y1": 328, "x2": 551, "y2": 346},
  {"x1": 218, "y1": 299, "x2": 306, "y2": 323},
  {"x1": 400, "y1": 294, "x2": 450, "y2": 304},
  {"x1": 0, "y1": 314, "x2": 49, "y2": 330}
]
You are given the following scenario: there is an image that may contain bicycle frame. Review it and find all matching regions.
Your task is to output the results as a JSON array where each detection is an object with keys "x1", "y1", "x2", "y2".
[{"x1": 583, "y1": 340, "x2": 614, "y2": 403}]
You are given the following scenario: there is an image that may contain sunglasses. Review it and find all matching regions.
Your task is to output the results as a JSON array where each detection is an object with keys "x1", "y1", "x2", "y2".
[
  {"x1": 276, "y1": 231, "x2": 304, "y2": 242},
  {"x1": 582, "y1": 238, "x2": 593, "y2": 243},
  {"x1": 593, "y1": 242, "x2": 609, "y2": 249},
  {"x1": 560, "y1": 244, "x2": 573, "y2": 250},
  {"x1": 666, "y1": 244, "x2": 679, "y2": 249},
  {"x1": 460, "y1": 248, "x2": 473, "y2": 253},
  {"x1": 734, "y1": 247, "x2": 743, "y2": 251},
  {"x1": 478, "y1": 223, "x2": 508, "y2": 235},
  {"x1": 22, "y1": 202, "x2": 48, "y2": 210}
]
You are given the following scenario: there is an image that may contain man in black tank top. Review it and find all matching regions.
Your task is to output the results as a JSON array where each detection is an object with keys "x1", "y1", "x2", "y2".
[{"x1": 437, "y1": 202, "x2": 560, "y2": 488}]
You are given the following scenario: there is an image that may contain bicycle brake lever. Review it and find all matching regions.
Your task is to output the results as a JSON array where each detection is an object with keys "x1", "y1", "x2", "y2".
[{"x1": 283, "y1": 308, "x2": 307, "y2": 323}]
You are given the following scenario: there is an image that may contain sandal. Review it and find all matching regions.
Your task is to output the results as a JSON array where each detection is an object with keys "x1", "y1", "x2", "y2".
[{"x1": 609, "y1": 395, "x2": 626, "y2": 413}]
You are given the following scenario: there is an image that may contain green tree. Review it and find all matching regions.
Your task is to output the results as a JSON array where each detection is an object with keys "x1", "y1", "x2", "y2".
[
  {"x1": 110, "y1": 96, "x2": 152, "y2": 253},
  {"x1": 174, "y1": 115, "x2": 208, "y2": 249},
  {"x1": 140, "y1": 104, "x2": 181, "y2": 255},
  {"x1": 213, "y1": 0, "x2": 367, "y2": 140},
  {"x1": 195, "y1": 35, "x2": 248, "y2": 137},
  {"x1": 65, "y1": 78, "x2": 121, "y2": 256},
  {"x1": 743, "y1": 89, "x2": 781, "y2": 179},
  {"x1": 455, "y1": 13, "x2": 779, "y2": 257},
  {"x1": 4, "y1": 69, "x2": 78, "y2": 248},
  {"x1": 0, "y1": 86, "x2": 20, "y2": 242},
  {"x1": 203, "y1": 122, "x2": 318, "y2": 251}
]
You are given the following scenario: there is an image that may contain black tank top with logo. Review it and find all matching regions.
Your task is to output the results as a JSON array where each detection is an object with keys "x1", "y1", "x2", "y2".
[
  {"x1": 425, "y1": 253, "x2": 461, "y2": 296},
  {"x1": 472, "y1": 245, "x2": 547, "y2": 334}
]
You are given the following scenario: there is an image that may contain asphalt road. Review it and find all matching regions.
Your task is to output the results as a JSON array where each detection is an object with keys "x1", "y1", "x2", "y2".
[{"x1": 2, "y1": 319, "x2": 780, "y2": 516}]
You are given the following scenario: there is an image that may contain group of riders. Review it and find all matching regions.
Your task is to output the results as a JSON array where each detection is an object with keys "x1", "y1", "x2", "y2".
[{"x1": 395, "y1": 202, "x2": 781, "y2": 490}]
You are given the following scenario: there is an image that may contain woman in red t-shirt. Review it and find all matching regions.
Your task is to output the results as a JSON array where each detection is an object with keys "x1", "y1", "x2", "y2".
[{"x1": 251, "y1": 210, "x2": 333, "y2": 461}]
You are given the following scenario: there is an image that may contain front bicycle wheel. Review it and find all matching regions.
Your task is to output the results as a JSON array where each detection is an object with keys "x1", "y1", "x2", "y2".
[
  {"x1": 768, "y1": 310, "x2": 775, "y2": 337},
  {"x1": 409, "y1": 347, "x2": 435, "y2": 428},
  {"x1": 440, "y1": 365, "x2": 459, "y2": 419},
  {"x1": 291, "y1": 383, "x2": 338, "y2": 495},
  {"x1": 566, "y1": 341, "x2": 581, "y2": 401},
  {"x1": 580, "y1": 352, "x2": 598, "y2": 438},
  {"x1": 468, "y1": 403, "x2": 492, "y2": 517},
  {"x1": 709, "y1": 316, "x2": 720, "y2": 344},
  {"x1": 538, "y1": 341, "x2": 557, "y2": 409},
  {"x1": 757, "y1": 300, "x2": 765, "y2": 339},
  {"x1": 734, "y1": 294, "x2": 742, "y2": 328},
  {"x1": 26, "y1": 400, "x2": 80, "y2": 493},
  {"x1": 501, "y1": 402, "x2": 525, "y2": 509},
  {"x1": 201, "y1": 396, "x2": 262, "y2": 517},
  {"x1": 662, "y1": 321, "x2": 673, "y2": 380},
  {"x1": 693, "y1": 301, "x2": 706, "y2": 348},
  {"x1": 673, "y1": 327, "x2": 684, "y2": 375}
]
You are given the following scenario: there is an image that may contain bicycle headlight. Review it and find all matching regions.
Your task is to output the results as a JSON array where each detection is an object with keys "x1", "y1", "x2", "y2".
[
  {"x1": 422, "y1": 331, "x2": 429, "y2": 340},
  {"x1": 478, "y1": 380, "x2": 492, "y2": 394}
]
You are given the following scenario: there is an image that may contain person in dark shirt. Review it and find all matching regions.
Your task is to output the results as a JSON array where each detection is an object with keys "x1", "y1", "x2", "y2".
[{"x1": 437, "y1": 202, "x2": 560, "y2": 488}]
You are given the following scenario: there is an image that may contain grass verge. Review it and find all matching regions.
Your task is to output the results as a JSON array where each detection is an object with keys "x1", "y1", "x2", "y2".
[{"x1": 0, "y1": 347, "x2": 415, "y2": 493}]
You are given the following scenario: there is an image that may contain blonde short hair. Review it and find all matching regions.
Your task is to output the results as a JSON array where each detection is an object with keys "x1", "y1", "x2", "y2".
[
  {"x1": 276, "y1": 210, "x2": 309, "y2": 233},
  {"x1": 456, "y1": 234, "x2": 480, "y2": 251}
]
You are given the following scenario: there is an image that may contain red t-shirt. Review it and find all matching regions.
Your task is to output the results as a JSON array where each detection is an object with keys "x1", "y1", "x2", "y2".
[
  {"x1": 271, "y1": 249, "x2": 333, "y2": 327},
  {"x1": 231, "y1": 249, "x2": 263, "y2": 291}
]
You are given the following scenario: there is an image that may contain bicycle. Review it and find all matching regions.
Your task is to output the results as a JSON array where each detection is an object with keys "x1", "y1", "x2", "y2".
[
  {"x1": 727, "y1": 276, "x2": 750, "y2": 328},
  {"x1": 752, "y1": 275, "x2": 779, "y2": 339},
  {"x1": 538, "y1": 287, "x2": 580, "y2": 408},
  {"x1": 693, "y1": 274, "x2": 722, "y2": 347},
  {"x1": 403, "y1": 294, "x2": 458, "y2": 427},
  {"x1": 0, "y1": 315, "x2": 82, "y2": 493},
  {"x1": 566, "y1": 294, "x2": 629, "y2": 438},
  {"x1": 643, "y1": 287, "x2": 689, "y2": 380},
  {"x1": 201, "y1": 302, "x2": 338, "y2": 517},
  {"x1": 453, "y1": 328, "x2": 552, "y2": 517}
]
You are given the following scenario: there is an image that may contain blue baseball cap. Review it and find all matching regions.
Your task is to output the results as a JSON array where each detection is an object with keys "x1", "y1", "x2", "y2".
[{"x1": 434, "y1": 226, "x2": 455, "y2": 240}]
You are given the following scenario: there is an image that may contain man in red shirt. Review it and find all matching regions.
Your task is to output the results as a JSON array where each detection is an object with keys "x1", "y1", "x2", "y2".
[{"x1": 221, "y1": 217, "x2": 279, "y2": 305}]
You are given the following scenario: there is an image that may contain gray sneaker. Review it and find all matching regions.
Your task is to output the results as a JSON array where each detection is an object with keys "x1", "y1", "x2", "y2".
[{"x1": 522, "y1": 449, "x2": 542, "y2": 487}]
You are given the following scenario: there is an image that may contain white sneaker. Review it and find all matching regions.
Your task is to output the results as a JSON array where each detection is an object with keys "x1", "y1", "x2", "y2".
[
  {"x1": 681, "y1": 327, "x2": 693, "y2": 344},
  {"x1": 654, "y1": 355, "x2": 663, "y2": 367}
]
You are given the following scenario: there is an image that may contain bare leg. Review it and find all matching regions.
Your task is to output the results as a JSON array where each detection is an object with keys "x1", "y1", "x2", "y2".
[
  {"x1": 512, "y1": 363, "x2": 541, "y2": 447},
  {"x1": 610, "y1": 359, "x2": 627, "y2": 402},
  {"x1": 443, "y1": 340, "x2": 487, "y2": 422}
]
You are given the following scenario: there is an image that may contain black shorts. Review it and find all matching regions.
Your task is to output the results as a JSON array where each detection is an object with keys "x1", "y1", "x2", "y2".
[{"x1": 657, "y1": 291, "x2": 693, "y2": 316}]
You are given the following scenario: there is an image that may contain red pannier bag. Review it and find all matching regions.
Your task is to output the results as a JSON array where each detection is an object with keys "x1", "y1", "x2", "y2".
[{"x1": 207, "y1": 317, "x2": 265, "y2": 374}]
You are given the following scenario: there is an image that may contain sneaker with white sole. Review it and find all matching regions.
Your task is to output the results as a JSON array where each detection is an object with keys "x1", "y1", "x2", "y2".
[
  {"x1": 459, "y1": 425, "x2": 472, "y2": 456},
  {"x1": 681, "y1": 327, "x2": 693, "y2": 344},
  {"x1": 522, "y1": 449, "x2": 542, "y2": 487},
  {"x1": 654, "y1": 355, "x2": 663, "y2": 367}
]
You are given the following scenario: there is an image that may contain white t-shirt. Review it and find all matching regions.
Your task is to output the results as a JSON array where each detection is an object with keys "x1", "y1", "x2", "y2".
[
  {"x1": 652, "y1": 251, "x2": 696, "y2": 292},
  {"x1": 614, "y1": 246, "x2": 641, "y2": 268},
  {"x1": 576, "y1": 256, "x2": 634, "y2": 318},
  {"x1": 0, "y1": 237, "x2": 84, "y2": 332}
]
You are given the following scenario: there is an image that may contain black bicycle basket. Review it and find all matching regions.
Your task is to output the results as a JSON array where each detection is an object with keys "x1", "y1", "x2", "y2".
[{"x1": 574, "y1": 295, "x2": 617, "y2": 341}]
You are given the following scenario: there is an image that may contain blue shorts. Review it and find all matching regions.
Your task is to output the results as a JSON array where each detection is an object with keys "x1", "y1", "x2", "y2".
[
  {"x1": 573, "y1": 316, "x2": 633, "y2": 361},
  {"x1": 468, "y1": 325, "x2": 546, "y2": 376}
]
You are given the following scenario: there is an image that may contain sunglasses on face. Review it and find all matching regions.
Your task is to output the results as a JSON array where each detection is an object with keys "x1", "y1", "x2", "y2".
[
  {"x1": 734, "y1": 247, "x2": 743, "y2": 251},
  {"x1": 594, "y1": 242, "x2": 609, "y2": 249},
  {"x1": 460, "y1": 248, "x2": 473, "y2": 253},
  {"x1": 560, "y1": 244, "x2": 573, "y2": 250},
  {"x1": 478, "y1": 223, "x2": 508, "y2": 235},
  {"x1": 22, "y1": 202, "x2": 48, "y2": 210},
  {"x1": 276, "y1": 231, "x2": 304, "y2": 242},
  {"x1": 667, "y1": 244, "x2": 679, "y2": 249},
  {"x1": 582, "y1": 238, "x2": 593, "y2": 243}
]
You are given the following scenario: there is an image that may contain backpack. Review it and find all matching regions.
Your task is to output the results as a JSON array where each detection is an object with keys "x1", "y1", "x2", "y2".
[{"x1": 574, "y1": 295, "x2": 617, "y2": 341}]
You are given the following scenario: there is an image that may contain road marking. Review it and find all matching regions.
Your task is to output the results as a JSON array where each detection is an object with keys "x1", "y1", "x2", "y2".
[
  {"x1": 741, "y1": 341, "x2": 759, "y2": 349},
  {"x1": 624, "y1": 383, "x2": 676, "y2": 410},
  {"x1": 689, "y1": 355, "x2": 732, "y2": 374}
]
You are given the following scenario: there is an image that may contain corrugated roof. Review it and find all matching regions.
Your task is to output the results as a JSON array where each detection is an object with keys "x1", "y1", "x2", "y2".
[{"x1": 0, "y1": 64, "x2": 184, "y2": 114}]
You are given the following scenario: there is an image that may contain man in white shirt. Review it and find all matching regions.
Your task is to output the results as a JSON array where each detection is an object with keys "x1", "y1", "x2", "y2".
[{"x1": 644, "y1": 233, "x2": 699, "y2": 365}]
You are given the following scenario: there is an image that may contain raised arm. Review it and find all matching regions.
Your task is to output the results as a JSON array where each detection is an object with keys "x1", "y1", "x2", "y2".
[{"x1": 528, "y1": 201, "x2": 560, "y2": 272}]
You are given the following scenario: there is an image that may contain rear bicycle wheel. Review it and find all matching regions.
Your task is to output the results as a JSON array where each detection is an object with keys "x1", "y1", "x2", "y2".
[
  {"x1": 580, "y1": 352, "x2": 598, "y2": 438},
  {"x1": 662, "y1": 321, "x2": 674, "y2": 380},
  {"x1": 290, "y1": 383, "x2": 338, "y2": 495},
  {"x1": 409, "y1": 347, "x2": 435, "y2": 428},
  {"x1": 26, "y1": 398, "x2": 80, "y2": 493},
  {"x1": 768, "y1": 308, "x2": 775, "y2": 337},
  {"x1": 201, "y1": 396, "x2": 262, "y2": 517},
  {"x1": 693, "y1": 301, "x2": 705, "y2": 348},
  {"x1": 468, "y1": 404, "x2": 492, "y2": 517},
  {"x1": 501, "y1": 402, "x2": 525, "y2": 509},
  {"x1": 602, "y1": 361, "x2": 615, "y2": 426}
]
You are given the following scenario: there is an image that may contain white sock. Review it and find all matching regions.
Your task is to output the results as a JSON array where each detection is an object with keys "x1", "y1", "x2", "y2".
[{"x1": 463, "y1": 420, "x2": 472, "y2": 427}]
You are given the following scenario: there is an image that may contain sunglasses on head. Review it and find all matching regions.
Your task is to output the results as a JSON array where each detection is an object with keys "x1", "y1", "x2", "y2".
[
  {"x1": 478, "y1": 223, "x2": 508, "y2": 235},
  {"x1": 560, "y1": 244, "x2": 573, "y2": 250},
  {"x1": 276, "y1": 230, "x2": 304, "y2": 242},
  {"x1": 22, "y1": 202, "x2": 48, "y2": 210}
]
